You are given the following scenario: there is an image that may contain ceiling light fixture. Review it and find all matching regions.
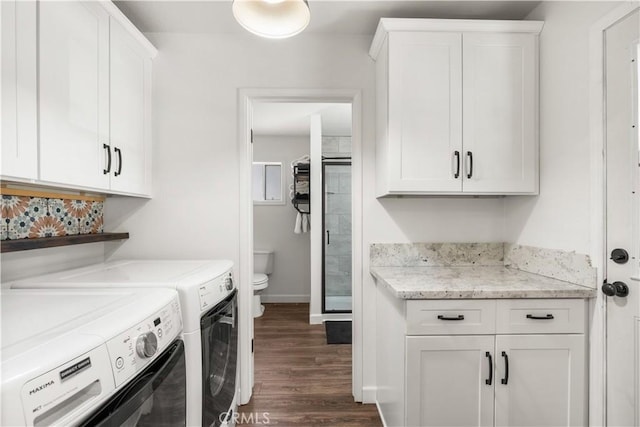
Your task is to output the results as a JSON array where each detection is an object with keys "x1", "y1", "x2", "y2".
[{"x1": 232, "y1": 0, "x2": 311, "y2": 39}]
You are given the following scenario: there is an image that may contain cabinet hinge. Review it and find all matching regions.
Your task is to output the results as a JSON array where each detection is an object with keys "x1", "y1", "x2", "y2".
[
  {"x1": 251, "y1": 338, "x2": 254, "y2": 353},
  {"x1": 250, "y1": 129, "x2": 254, "y2": 144}
]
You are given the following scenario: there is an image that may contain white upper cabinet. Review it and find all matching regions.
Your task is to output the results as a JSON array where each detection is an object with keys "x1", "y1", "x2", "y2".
[
  {"x1": 462, "y1": 33, "x2": 537, "y2": 193},
  {"x1": 109, "y1": 18, "x2": 152, "y2": 195},
  {"x1": 370, "y1": 19, "x2": 543, "y2": 196},
  {"x1": 38, "y1": 1, "x2": 111, "y2": 190},
  {"x1": 1, "y1": 0, "x2": 38, "y2": 181},
  {"x1": 1, "y1": 1, "x2": 155, "y2": 197},
  {"x1": 386, "y1": 32, "x2": 463, "y2": 193}
]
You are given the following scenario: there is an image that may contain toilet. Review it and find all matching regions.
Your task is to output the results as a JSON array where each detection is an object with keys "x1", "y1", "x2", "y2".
[{"x1": 253, "y1": 250, "x2": 273, "y2": 317}]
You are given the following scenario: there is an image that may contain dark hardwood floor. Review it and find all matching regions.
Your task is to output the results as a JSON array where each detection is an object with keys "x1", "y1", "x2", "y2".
[{"x1": 238, "y1": 303, "x2": 382, "y2": 427}]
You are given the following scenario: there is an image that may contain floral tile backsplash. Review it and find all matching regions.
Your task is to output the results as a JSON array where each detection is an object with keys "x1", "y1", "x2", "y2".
[{"x1": 1, "y1": 195, "x2": 104, "y2": 240}]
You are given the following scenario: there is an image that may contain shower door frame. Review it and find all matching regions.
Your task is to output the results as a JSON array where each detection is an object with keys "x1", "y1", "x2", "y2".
[{"x1": 321, "y1": 159, "x2": 352, "y2": 314}]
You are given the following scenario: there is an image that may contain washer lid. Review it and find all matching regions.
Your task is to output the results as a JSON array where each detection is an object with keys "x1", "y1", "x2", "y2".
[
  {"x1": 1, "y1": 290, "x2": 127, "y2": 353},
  {"x1": 1, "y1": 288, "x2": 179, "y2": 361},
  {"x1": 11, "y1": 259, "x2": 234, "y2": 291}
]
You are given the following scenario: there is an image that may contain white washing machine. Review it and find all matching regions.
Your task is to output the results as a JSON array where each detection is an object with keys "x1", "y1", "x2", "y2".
[
  {"x1": 12, "y1": 259, "x2": 238, "y2": 427},
  {"x1": 1, "y1": 288, "x2": 184, "y2": 426}
]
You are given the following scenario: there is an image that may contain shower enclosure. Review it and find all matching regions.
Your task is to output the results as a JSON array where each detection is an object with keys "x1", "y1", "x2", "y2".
[{"x1": 322, "y1": 159, "x2": 352, "y2": 313}]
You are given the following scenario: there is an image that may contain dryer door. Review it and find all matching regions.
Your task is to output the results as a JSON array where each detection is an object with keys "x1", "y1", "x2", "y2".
[
  {"x1": 200, "y1": 290, "x2": 238, "y2": 427},
  {"x1": 79, "y1": 340, "x2": 186, "y2": 427}
]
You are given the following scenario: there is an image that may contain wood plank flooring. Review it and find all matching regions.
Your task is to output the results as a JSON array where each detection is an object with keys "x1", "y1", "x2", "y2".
[{"x1": 238, "y1": 303, "x2": 382, "y2": 427}]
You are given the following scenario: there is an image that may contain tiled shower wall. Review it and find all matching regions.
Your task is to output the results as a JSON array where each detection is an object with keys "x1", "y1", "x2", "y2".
[
  {"x1": 322, "y1": 136, "x2": 351, "y2": 157},
  {"x1": 324, "y1": 164, "x2": 352, "y2": 297},
  {"x1": 1, "y1": 195, "x2": 104, "y2": 240},
  {"x1": 322, "y1": 136, "x2": 352, "y2": 299}
]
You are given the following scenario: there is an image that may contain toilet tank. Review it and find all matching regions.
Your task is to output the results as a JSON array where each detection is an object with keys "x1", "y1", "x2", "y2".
[{"x1": 254, "y1": 250, "x2": 274, "y2": 274}]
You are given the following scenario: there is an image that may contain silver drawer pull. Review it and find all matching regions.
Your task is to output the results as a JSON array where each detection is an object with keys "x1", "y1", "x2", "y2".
[
  {"x1": 526, "y1": 314, "x2": 554, "y2": 320},
  {"x1": 437, "y1": 315, "x2": 465, "y2": 321}
]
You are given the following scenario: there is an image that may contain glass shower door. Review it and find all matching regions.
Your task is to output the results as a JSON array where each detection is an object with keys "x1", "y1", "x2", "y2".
[{"x1": 322, "y1": 161, "x2": 352, "y2": 313}]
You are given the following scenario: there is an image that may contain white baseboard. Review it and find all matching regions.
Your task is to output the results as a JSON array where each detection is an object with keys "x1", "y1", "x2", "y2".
[
  {"x1": 309, "y1": 313, "x2": 323, "y2": 325},
  {"x1": 261, "y1": 294, "x2": 310, "y2": 303},
  {"x1": 362, "y1": 386, "x2": 377, "y2": 404},
  {"x1": 309, "y1": 312, "x2": 353, "y2": 324},
  {"x1": 323, "y1": 313, "x2": 352, "y2": 322}
]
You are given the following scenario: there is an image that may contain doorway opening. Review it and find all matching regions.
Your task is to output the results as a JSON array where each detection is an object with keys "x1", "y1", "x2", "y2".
[{"x1": 237, "y1": 89, "x2": 363, "y2": 406}]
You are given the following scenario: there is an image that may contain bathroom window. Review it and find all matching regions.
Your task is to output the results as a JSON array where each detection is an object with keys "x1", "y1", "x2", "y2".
[{"x1": 252, "y1": 162, "x2": 284, "y2": 205}]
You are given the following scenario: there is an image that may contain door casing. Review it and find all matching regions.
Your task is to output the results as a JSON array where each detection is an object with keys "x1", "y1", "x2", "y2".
[{"x1": 237, "y1": 88, "x2": 364, "y2": 404}]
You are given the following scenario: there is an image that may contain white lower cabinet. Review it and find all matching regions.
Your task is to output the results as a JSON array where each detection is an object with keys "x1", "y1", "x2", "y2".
[
  {"x1": 376, "y1": 294, "x2": 587, "y2": 427},
  {"x1": 406, "y1": 334, "x2": 586, "y2": 427},
  {"x1": 494, "y1": 334, "x2": 586, "y2": 427},
  {"x1": 406, "y1": 336, "x2": 495, "y2": 427}
]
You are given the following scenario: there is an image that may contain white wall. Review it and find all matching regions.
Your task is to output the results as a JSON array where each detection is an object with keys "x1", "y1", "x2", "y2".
[
  {"x1": 0, "y1": 243, "x2": 105, "y2": 285},
  {"x1": 104, "y1": 31, "x2": 507, "y2": 400},
  {"x1": 505, "y1": 1, "x2": 622, "y2": 254},
  {"x1": 253, "y1": 135, "x2": 310, "y2": 302}
]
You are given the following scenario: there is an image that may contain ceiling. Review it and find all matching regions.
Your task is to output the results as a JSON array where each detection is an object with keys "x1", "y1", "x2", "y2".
[
  {"x1": 114, "y1": 1, "x2": 540, "y2": 136},
  {"x1": 253, "y1": 102, "x2": 352, "y2": 136},
  {"x1": 114, "y1": 1, "x2": 541, "y2": 35}
]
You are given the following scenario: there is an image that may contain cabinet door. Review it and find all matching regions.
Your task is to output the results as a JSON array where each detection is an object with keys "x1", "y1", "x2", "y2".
[
  {"x1": 406, "y1": 335, "x2": 494, "y2": 427},
  {"x1": 462, "y1": 33, "x2": 538, "y2": 194},
  {"x1": 109, "y1": 18, "x2": 152, "y2": 196},
  {"x1": 387, "y1": 32, "x2": 463, "y2": 193},
  {"x1": 1, "y1": 0, "x2": 37, "y2": 180},
  {"x1": 39, "y1": 1, "x2": 110, "y2": 190},
  {"x1": 494, "y1": 335, "x2": 586, "y2": 427}
]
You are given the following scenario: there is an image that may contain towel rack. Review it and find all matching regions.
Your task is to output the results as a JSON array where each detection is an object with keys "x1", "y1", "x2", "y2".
[{"x1": 292, "y1": 163, "x2": 310, "y2": 214}]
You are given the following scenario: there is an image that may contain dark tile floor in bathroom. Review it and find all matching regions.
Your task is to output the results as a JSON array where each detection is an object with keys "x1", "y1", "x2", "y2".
[{"x1": 238, "y1": 303, "x2": 382, "y2": 427}]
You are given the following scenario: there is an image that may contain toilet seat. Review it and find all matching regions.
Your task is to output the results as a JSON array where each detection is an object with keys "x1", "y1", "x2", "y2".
[{"x1": 253, "y1": 273, "x2": 269, "y2": 291}]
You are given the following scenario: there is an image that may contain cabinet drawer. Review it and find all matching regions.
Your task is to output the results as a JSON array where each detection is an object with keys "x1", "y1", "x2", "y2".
[
  {"x1": 406, "y1": 300, "x2": 496, "y2": 335},
  {"x1": 496, "y1": 299, "x2": 585, "y2": 334}
]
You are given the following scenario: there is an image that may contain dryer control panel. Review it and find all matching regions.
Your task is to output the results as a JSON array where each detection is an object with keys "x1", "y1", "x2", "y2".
[
  {"x1": 20, "y1": 345, "x2": 114, "y2": 426},
  {"x1": 106, "y1": 297, "x2": 182, "y2": 387},
  {"x1": 199, "y1": 270, "x2": 233, "y2": 311}
]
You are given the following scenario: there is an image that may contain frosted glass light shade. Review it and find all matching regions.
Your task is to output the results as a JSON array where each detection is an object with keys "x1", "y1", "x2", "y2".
[{"x1": 232, "y1": 0, "x2": 310, "y2": 39}]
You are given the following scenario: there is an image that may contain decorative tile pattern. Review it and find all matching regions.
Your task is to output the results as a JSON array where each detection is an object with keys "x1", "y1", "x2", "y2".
[{"x1": 1, "y1": 195, "x2": 104, "y2": 241}]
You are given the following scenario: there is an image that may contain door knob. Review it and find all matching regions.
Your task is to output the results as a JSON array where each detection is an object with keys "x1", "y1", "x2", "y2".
[
  {"x1": 602, "y1": 281, "x2": 629, "y2": 297},
  {"x1": 610, "y1": 248, "x2": 629, "y2": 264}
]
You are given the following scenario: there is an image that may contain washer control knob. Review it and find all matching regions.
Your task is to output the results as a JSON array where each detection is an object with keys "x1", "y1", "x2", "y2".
[
  {"x1": 136, "y1": 332, "x2": 158, "y2": 358},
  {"x1": 225, "y1": 276, "x2": 234, "y2": 291}
]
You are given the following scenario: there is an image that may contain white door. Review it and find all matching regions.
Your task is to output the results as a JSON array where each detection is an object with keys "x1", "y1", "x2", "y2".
[
  {"x1": 387, "y1": 32, "x2": 463, "y2": 193},
  {"x1": 406, "y1": 335, "x2": 494, "y2": 427},
  {"x1": 462, "y1": 33, "x2": 537, "y2": 194},
  {"x1": 38, "y1": 1, "x2": 110, "y2": 190},
  {"x1": 604, "y1": 9, "x2": 640, "y2": 426},
  {"x1": 1, "y1": 0, "x2": 37, "y2": 180},
  {"x1": 494, "y1": 334, "x2": 586, "y2": 427},
  {"x1": 109, "y1": 18, "x2": 152, "y2": 195}
]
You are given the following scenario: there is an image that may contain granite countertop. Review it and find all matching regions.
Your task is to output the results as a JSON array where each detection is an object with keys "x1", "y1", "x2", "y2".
[{"x1": 370, "y1": 266, "x2": 597, "y2": 299}]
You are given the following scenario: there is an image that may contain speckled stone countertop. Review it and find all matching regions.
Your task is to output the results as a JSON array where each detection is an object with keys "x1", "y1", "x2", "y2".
[{"x1": 370, "y1": 266, "x2": 597, "y2": 299}]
